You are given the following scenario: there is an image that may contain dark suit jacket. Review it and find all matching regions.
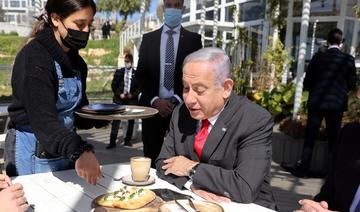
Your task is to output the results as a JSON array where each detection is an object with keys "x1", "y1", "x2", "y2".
[
  {"x1": 111, "y1": 67, "x2": 139, "y2": 105},
  {"x1": 136, "y1": 26, "x2": 202, "y2": 106},
  {"x1": 156, "y1": 93, "x2": 276, "y2": 209},
  {"x1": 314, "y1": 122, "x2": 360, "y2": 211},
  {"x1": 304, "y1": 48, "x2": 357, "y2": 111}
]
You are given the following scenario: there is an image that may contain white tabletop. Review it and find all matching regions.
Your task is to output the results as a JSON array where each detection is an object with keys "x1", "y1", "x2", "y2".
[{"x1": 13, "y1": 163, "x2": 275, "y2": 212}]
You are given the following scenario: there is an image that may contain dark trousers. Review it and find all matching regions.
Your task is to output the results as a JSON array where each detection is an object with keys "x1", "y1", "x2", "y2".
[
  {"x1": 110, "y1": 120, "x2": 134, "y2": 144},
  {"x1": 301, "y1": 109, "x2": 343, "y2": 167},
  {"x1": 142, "y1": 114, "x2": 171, "y2": 168}
]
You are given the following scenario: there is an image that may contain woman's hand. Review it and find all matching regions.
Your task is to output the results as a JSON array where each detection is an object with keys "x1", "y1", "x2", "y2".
[
  {"x1": 0, "y1": 174, "x2": 12, "y2": 190},
  {"x1": 0, "y1": 183, "x2": 28, "y2": 212},
  {"x1": 75, "y1": 151, "x2": 102, "y2": 185},
  {"x1": 294, "y1": 199, "x2": 333, "y2": 212}
]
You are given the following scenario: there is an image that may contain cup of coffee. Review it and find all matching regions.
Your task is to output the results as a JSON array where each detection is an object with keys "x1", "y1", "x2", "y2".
[{"x1": 130, "y1": 157, "x2": 151, "y2": 182}]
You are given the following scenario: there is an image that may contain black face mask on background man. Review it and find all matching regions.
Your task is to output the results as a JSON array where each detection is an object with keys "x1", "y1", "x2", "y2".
[{"x1": 60, "y1": 21, "x2": 89, "y2": 50}]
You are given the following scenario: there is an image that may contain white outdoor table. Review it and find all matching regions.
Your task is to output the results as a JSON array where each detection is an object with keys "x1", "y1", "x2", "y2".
[{"x1": 13, "y1": 163, "x2": 275, "y2": 212}]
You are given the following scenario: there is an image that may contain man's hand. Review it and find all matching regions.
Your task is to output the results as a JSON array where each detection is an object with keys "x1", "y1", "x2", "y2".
[
  {"x1": 120, "y1": 93, "x2": 126, "y2": 99},
  {"x1": 75, "y1": 151, "x2": 102, "y2": 185},
  {"x1": 0, "y1": 184, "x2": 29, "y2": 212},
  {"x1": 0, "y1": 174, "x2": 12, "y2": 190},
  {"x1": 191, "y1": 187, "x2": 231, "y2": 203},
  {"x1": 162, "y1": 156, "x2": 198, "y2": 176},
  {"x1": 294, "y1": 199, "x2": 333, "y2": 212},
  {"x1": 152, "y1": 98, "x2": 174, "y2": 117}
]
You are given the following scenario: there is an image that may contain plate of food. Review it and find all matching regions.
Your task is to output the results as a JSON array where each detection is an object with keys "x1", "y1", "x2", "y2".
[
  {"x1": 80, "y1": 103, "x2": 126, "y2": 115},
  {"x1": 92, "y1": 186, "x2": 164, "y2": 212}
]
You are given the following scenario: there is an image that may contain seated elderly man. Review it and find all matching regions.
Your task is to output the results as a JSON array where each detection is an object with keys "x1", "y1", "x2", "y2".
[{"x1": 155, "y1": 47, "x2": 275, "y2": 209}]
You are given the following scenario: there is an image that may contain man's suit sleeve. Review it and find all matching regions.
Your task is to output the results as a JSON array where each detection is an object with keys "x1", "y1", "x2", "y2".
[
  {"x1": 135, "y1": 35, "x2": 153, "y2": 106},
  {"x1": 111, "y1": 69, "x2": 123, "y2": 97},
  {"x1": 155, "y1": 107, "x2": 189, "y2": 188},
  {"x1": 304, "y1": 53, "x2": 319, "y2": 91},
  {"x1": 130, "y1": 70, "x2": 140, "y2": 100},
  {"x1": 192, "y1": 110, "x2": 273, "y2": 203}
]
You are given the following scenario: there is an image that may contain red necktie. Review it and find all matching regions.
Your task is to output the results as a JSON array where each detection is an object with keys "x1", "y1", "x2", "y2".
[{"x1": 194, "y1": 119, "x2": 210, "y2": 159}]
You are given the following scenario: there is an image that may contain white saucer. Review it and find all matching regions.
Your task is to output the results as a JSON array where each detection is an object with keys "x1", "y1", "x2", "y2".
[{"x1": 122, "y1": 175, "x2": 156, "y2": 186}]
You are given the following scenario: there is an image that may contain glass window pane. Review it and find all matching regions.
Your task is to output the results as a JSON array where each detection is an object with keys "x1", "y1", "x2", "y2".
[
  {"x1": 239, "y1": 0, "x2": 265, "y2": 22},
  {"x1": 184, "y1": 0, "x2": 190, "y2": 14},
  {"x1": 206, "y1": 10, "x2": 214, "y2": 20},
  {"x1": 346, "y1": 0, "x2": 357, "y2": 17},
  {"x1": 10, "y1": 0, "x2": 20, "y2": 7},
  {"x1": 343, "y1": 20, "x2": 355, "y2": 54},
  {"x1": 206, "y1": 9, "x2": 221, "y2": 21},
  {"x1": 293, "y1": 0, "x2": 341, "y2": 17},
  {"x1": 182, "y1": 16, "x2": 190, "y2": 22},
  {"x1": 292, "y1": 22, "x2": 337, "y2": 61},
  {"x1": 205, "y1": 0, "x2": 213, "y2": 7},
  {"x1": 225, "y1": 6, "x2": 234, "y2": 22}
]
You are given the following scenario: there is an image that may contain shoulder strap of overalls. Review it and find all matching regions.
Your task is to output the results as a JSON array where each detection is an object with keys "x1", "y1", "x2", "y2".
[{"x1": 54, "y1": 61, "x2": 63, "y2": 80}]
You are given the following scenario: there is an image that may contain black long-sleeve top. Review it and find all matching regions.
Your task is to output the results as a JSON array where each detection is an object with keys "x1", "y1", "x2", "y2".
[{"x1": 8, "y1": 26, "x2": 98, "y2": 159}]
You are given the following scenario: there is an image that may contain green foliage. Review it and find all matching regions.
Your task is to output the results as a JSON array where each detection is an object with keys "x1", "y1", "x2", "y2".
[
  {"x1": 97, "y1": 0, "x2": 151, "y2": 21},
  {"x1": 80, "y1": 37, "x2": 119, "y2": 66},
  {"x1": 251, "y1": 39, "x2": 292, "y2": 92},
  {"x1": 232, "y1": 60, "x2": 253, "y2": 95},
  {"x1": 354, "y1": 5, "x2": 360, "y2": 19},
  {"x1": 267, "y1": 0, "x2": 287, "y2": 30},
  {"x1": 0, "y1": 69, "x2": 12, "y2": 96},
  {"x1": 0, "y1": 34, "x2": 25, "y2": 65},
  {"x1": 262, "y1": 40, "x2": 292, "y2": 76},
  {"x1": 254, "y1": 83, "x2": 308, "y2": 118}
]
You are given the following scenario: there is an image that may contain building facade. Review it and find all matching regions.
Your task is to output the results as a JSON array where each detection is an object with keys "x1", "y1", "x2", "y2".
[
  {"x1": 181, "y1": 0, "x2": 359, "y2": 66},
  {"x1": 0, "y1": 0, "x2": 45, "y2": 25}
]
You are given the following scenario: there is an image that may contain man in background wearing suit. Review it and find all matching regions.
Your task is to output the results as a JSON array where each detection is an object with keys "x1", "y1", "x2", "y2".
[
  {"x1": 293, "y1": 28, "x2": 357, "y2": 177},
  {"x1": 107, "y1": 54, "x2": 139, "y2": 149},
  {"x1": 156, "y1": 48, "x2": 276, "y2": 209},
  {"x1": 136, "y1": 0, "x2": 202, "y2": 167}
]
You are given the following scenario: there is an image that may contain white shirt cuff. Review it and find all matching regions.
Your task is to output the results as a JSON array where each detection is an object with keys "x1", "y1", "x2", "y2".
[
  {"x1": 184, "y1": 180, "x2": 193, "y2": 190},
  {"x1": 150, "y1": 96, "x2": 159, "y2": 106}
]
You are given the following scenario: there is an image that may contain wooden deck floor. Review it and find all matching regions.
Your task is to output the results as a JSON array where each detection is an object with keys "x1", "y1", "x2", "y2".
[{"x1": 77, "y1": 125, "x2": 325, "y2": 212}]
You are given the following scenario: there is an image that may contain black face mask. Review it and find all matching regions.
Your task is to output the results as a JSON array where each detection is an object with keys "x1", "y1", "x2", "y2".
[{"x1": 60, "y1": 21, "x2": 89, "y2": 50}]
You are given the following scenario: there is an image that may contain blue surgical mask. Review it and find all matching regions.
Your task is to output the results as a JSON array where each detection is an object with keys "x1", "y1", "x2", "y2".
[{"x1": 164, "y1": 8, "x2": 182, "y2": 28}]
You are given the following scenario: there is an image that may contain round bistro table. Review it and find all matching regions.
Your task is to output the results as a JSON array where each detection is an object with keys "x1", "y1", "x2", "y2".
[{"x1": 75, "y1": 105, "x2": 158, "y2": 121}]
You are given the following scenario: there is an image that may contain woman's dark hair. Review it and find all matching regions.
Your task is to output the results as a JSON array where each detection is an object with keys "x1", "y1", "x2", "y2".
[{"x1": 28, "y1": 0, "x2": 96, "y2": 40}]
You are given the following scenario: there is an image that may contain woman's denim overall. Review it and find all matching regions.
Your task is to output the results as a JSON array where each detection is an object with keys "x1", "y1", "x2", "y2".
[{"x1": 15, "y1": 61, "x2": 82, "y2": 175}]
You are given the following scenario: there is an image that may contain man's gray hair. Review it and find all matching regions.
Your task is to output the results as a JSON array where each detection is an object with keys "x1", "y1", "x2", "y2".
[{"x1": 183, "y1": 47, "x2": 232, "y2": 86}]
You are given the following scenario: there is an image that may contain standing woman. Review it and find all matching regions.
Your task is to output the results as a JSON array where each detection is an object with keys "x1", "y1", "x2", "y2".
[{"x1": 4, "y1": 0, "x2": 103, "y2": 185}]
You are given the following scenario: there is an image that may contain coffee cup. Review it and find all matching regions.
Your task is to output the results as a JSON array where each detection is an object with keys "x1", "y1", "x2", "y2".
[{"x1": 130, "y1": 157, "x2": 151, "y2": 182}]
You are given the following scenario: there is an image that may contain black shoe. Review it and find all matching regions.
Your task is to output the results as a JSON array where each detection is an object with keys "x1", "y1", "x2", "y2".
[
  {"x1": 124, "y1": 140, "x2": 133, "y2": 147},
  {"x1": 106, "y1": 143, "x2": 116, "y2": 149},
  {"x1": 291, "y1": 161, "x2": 310, "y2": 178}
]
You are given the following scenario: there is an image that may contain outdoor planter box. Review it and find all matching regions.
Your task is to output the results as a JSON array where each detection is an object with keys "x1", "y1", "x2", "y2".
[{"x1": 272, "y1": 125, "x2": 328, "y2": 173}]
